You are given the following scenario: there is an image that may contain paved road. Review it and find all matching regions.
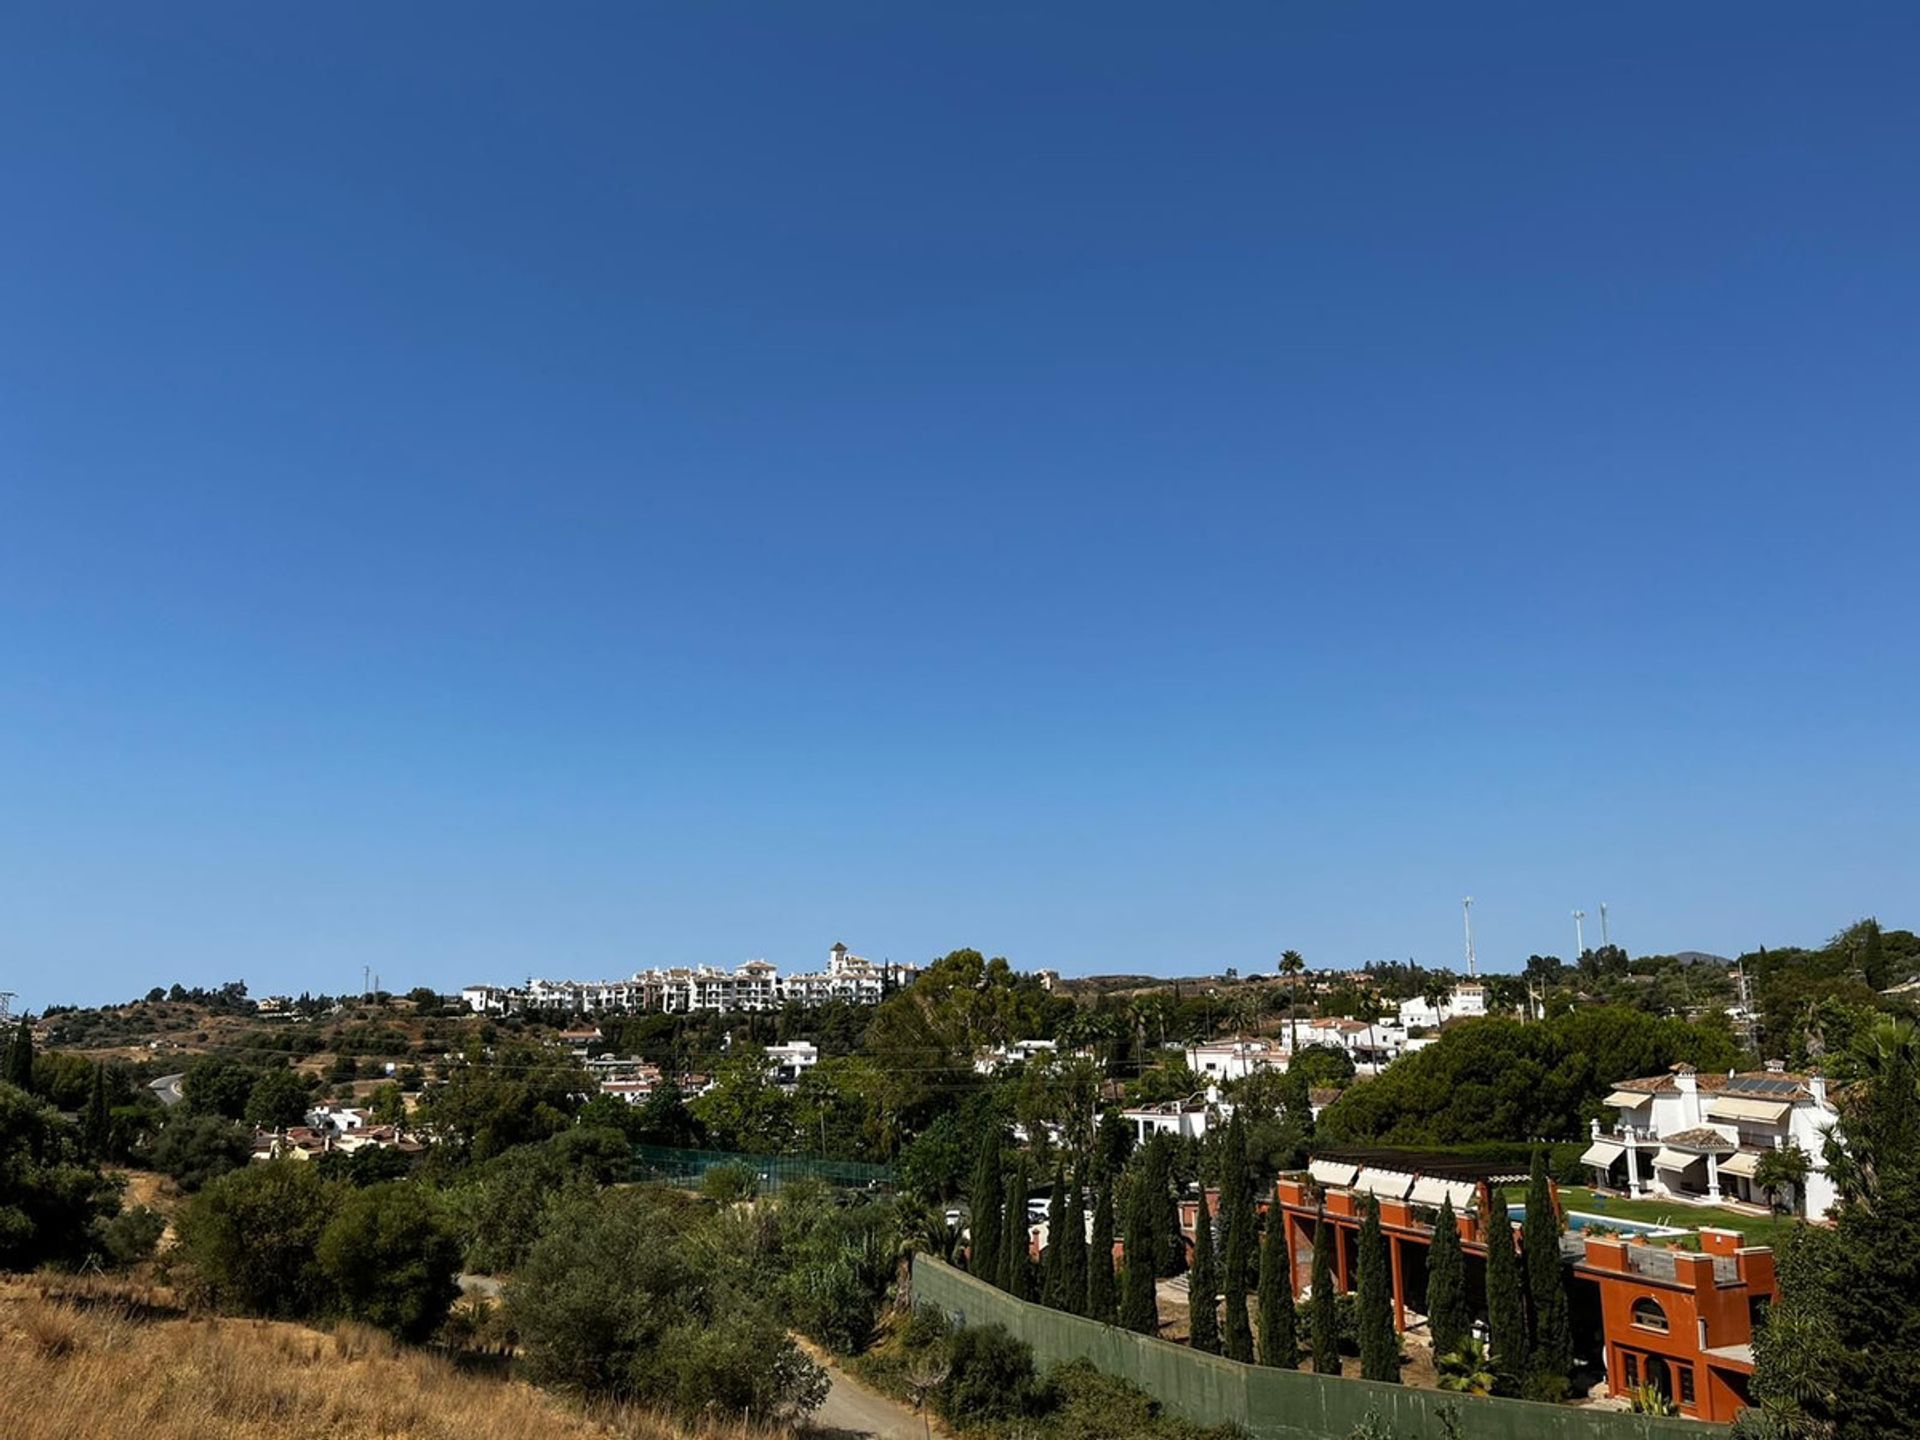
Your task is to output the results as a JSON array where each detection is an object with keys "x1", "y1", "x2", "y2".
[
  {"x1": 802, "y1": 1347, "x2": 931, "y2": 1440},
  {"x1": 150, "y1": 1073, "x2": 185, "y2": 1107}
]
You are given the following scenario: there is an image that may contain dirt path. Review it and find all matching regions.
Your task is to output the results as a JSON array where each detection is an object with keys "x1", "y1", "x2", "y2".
[{"x1": 797, "y1": 1342, "x2": 935, "y2": 1440}]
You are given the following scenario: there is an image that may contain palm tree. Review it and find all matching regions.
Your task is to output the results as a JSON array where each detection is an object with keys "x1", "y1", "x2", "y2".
[
  {"x1": 1437, "y1": 1337, "x2": 1496, "y2": 1397},
  {"x1": 1753, "y1": 1145, "x2": 1812, "y2": 1217},
  {"x1": 1278, "y1": 951, "x2": 1306, "y2": 1053}
]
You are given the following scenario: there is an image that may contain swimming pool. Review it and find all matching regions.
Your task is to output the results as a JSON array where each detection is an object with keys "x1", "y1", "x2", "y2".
[{"x1": 1508, "y1": 1204, "x2": 1687, "y2": 1239}]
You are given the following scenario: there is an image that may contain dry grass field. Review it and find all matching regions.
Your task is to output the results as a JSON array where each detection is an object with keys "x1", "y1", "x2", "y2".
[{"x1": 0, "y1": 1276, "x2": 774, "y2": 1440}]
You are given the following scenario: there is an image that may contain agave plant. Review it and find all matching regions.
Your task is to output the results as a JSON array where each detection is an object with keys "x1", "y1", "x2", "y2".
[{"x1": 1629, "y1": 1382, "x2": 1679, "y2": 1417}]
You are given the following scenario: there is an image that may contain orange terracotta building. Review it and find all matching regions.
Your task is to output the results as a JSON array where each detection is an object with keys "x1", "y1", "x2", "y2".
[{"x1": 1263, "y1": 1148, "x2": 1776, "y2": 1424}]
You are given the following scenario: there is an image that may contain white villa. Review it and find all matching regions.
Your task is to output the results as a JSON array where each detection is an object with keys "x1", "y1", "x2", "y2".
[
  {"x1": 1185, "y1": 1035, "x2": 1288, "y2": 1083},
  {"x1": 766, "y1": 1040, "x2": 820, "y2": 1087},
  {"x1": 1393, "y1": 982, "x2": 1488, "y2": 1030},
  {"x1": 1583, "y1": 1062, "x2": 1842, "y2": 1219},
  {"x1": 1121, "y1": 1091, "x2": 1221, "y2": 1145}
]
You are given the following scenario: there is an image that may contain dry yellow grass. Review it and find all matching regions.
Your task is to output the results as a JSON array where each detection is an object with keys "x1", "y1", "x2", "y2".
[{"x1": 0, "y1": 1277, "x2": 781, "y2": 1440}]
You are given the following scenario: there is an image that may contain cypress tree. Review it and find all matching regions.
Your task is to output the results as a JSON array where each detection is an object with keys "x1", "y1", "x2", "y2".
[
  {"x1": 1485, "y1": 1195, "x2": 1531, "y2": 1394},
  {"x1": 1041, "y1": 1166, "x2": 1068, "y2": 1308},
  {"x1": 1221, "y1": 1114, "x2": 1255, "y2": 1362},
  {"x1": 1523, "y1": 1150, "x2": 1572, "y2": 1398},
  {"x1": 1257, "y1": 1211, "x2": 1297, "y2": 1368},
  {"x1": 1060, "y1": 1162, "x2": 1089, "y2": 1316},
  {"x1": 1189, "y1": 1186, "x2": 1221, "y2": 1353},
  {"x1": 1309, "y1": 1204, "x2": 1340, "y2": 1374},
  {"x1": 968, "y1": 1129, "x2": 1003, "y2": 1283},
  {"x1": 3, "y1": 1018, "x2": 32, "y2": 1092},
  {"x1": 82, "y1": 1062, "x2": 112, "y2": 1159},
  {"x1": 1425, "y1": 1193, "x2": 1470, "y2": 1363},
  {"x1": 1357, "y1": 1195, "x2": 1398, "y2": 1382},
  {"x1": 1119, "y1": 1169, "x2": 1159, "y2": 1334},
  {"x1": 1088, "y1": 1166, "x2": 1118, "y2": 1323},
  {"x1": 1145, "y1": 1136, "x2": 1181, "y2": 1275},
  {"x1": 1001, "y1": 1155, "x2": 1032, "y2": 1298}
]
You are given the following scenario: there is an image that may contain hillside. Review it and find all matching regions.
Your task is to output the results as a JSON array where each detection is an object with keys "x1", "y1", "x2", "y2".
[{"x1": 0, "y1": 1276, "x2": 762, "y2": 1440}]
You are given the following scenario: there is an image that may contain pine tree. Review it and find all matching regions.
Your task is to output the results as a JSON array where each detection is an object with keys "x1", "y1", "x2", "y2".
[
  {"x1": 1523, "y1": 1150, "x2": 1572, "y2": 1398},
  {"x1": 1001, "y1": 1156, "x2": 1032, "y2": 1298},
  {"x1": 1088, "y1": 1166, "x2": 1118, "y2": 1323},
  {"x1": 1119, "y1": 1168, "x2": 1160, "y2": 1334},
  {"x1": 1189, "y1": 1185, "x2": 1221, "y2": 1353},
  {"x1": 1221, "y1": 1114, "x2": 1255, "y2": 1361},
  {"x1": 1425, "y1": 1193, "x2": 1470, "y2": 1363},
  {"x1": 3, "y1": 1018, "x2": 33, "y2": 1092},
  {"x1": 1257, "y1": 1211, "x2": 1297, "y2": 1368},
  {"x1": 968, "y1": 1129, "x2": 1003, "y2": 1283},
  {"x1": 1485, "y1": 1195, "x2": 1531, "y2": 1395},
  {"x1": 1309, "y1": 1204, "x2": 1340, "y2": 1374},
  {"x1": 1357, "y1": 1195, "x2": 1398, "y2": 1382},
  {"x1": 1060, "y1": 1162, "x2": 1089, "y2": 1317},
  {"x1": 1042, "y1": 1165, "x2": 1068, "y2": 1308},
  {"x1": 82, "y1": 1062, "x2": 112, "y2": 1160}
]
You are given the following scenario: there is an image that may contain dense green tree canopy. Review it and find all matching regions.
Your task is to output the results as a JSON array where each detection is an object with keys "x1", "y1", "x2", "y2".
[{"x1": 1318, "y1": 1007, "x2": 1744, "y2": 1146}]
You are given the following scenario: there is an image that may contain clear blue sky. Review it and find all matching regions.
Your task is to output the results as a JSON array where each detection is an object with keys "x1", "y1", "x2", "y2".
[{"x1": 3, "y1": 5, "x2": 1916, "y2": 1009}]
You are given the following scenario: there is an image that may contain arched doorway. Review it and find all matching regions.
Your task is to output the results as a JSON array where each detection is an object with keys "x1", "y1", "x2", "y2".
[{"x1": 1645, "y1": 1354, "x2": 1673, "y2": 1404}]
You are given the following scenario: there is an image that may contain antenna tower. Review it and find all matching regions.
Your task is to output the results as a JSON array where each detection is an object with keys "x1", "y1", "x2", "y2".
[{"x1": 0, "y1": 991, "x2": 15, "y2": 1032}]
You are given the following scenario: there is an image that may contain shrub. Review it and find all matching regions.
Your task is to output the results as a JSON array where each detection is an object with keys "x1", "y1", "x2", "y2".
[
  {"x1": 938, "y1": 1323, "x2": 1044, "y2": 1424},
  {"x1": 150, "y1": 1112, "x2": 251, "y2": 1191},
  {"x1": 509, "y1": 1186, "x2": 825, "y2": 1422},
  {"x1": 172, "y1": 1161, "x2": 342, "y2": 1318},
  {"x1": 100, "y1": 1204, "x2": 166, "y2": 1268},
  {"x1": 315, "y1": 1180, "x2": 462, "y2": 1342},
  {"x1": 700, "y1": 1160, "x2": 760, "y2": 1202}
]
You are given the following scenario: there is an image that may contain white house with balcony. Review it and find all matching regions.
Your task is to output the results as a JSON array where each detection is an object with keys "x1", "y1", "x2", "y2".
[
  {"x1": 1583, "y1": 1062, "x2": 1842, "y2": 1219},
  {"x1": 766, "y1": 1040, "x2": 820, "y2": 1088},
  {"x1": 1394, "y1": 982, "x2": 1488, "y2": 1030},
  {"x1": 1121, "y1": 1091, "x2": 1221, "y2": 1145},
  {"x1": 1185, "y1": 1035, "x2": 1288, "y2": 1083}
]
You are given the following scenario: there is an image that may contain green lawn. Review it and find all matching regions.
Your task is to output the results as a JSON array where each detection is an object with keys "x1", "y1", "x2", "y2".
[{"x1": 1504, "y1": 1185, "x2": 1808, "y2": 1251}]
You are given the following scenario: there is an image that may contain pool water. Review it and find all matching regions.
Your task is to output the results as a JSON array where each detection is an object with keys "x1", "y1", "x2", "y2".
[{"x1": 1507, "y1": 1204, "x2": 1687, "y2": 1238}]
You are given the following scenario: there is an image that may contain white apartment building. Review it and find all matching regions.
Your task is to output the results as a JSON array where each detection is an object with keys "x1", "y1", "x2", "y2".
[
  {"x1": 1583, "y1": 1062, "x2": 1843, "y2": 1219},
  {"x1": 1185, "y1": 1035, "x2": 1288, "y2": 1083},
  {"x1": 468, "y1": 943, "x2": 915, "y2": 1016}
]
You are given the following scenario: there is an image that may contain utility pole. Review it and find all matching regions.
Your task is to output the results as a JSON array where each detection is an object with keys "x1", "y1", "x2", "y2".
[
  {"x1": 1462, "y1": 897, "x2": 1477, "y2": 978},
  {"x1": 1572, "y1": 910, "x2": 1586, "y2": 960},
  {"x1": 1599, "y1": 902, "x2": 1611, "y2": 949}
]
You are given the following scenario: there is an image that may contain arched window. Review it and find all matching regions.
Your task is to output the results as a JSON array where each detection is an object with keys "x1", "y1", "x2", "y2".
[{"x1": 1631, "y1": 1297, "x2": 1670, "y2": 1333}]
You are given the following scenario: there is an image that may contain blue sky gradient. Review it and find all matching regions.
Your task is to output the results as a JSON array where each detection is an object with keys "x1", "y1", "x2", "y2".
[{"x1": 3, "y1": 5, "x2": 1916, "y2": 1007}]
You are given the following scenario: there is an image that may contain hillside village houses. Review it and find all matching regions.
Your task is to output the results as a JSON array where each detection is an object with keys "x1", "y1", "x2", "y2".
[
  {"x1": 463, "y1": 942, "x2": 915, "y2": 1016},
  {"x1": 1584, "y1": 1061, "x2": 1845, "y2": 1218}
]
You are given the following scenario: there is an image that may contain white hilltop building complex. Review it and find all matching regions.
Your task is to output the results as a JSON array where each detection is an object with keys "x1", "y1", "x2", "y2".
[{"x1": 462, "y1": 942, "x2": 915, "y2": 1016}]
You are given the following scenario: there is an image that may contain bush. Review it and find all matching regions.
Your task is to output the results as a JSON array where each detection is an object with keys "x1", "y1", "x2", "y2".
[
  {"x1": 701, "y1": 1160, "x2": 760, "y2": 1202},
  {"x1": 150, "y1": 1112, "x2": 252, "y2": 1191},
  {"x1": 100, "y1": 1205, "x2": 166, "y2": 1268},
  {"x1": 0, "y1": 1084, "x2": 121, "y2": 1269},
  {"x1": 315, "y1": 1181, "x2": 462, "y2": 1342},
  {"x1": 938, "y1": 1323, "x2": 1044, "y2": 1424},
  {"x1": 172, "y1": 1161, "x2": 343, "y2": 1318},
  {"x1": 509, "y1": 1186, "x2": 826, "y2": 1422}
]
